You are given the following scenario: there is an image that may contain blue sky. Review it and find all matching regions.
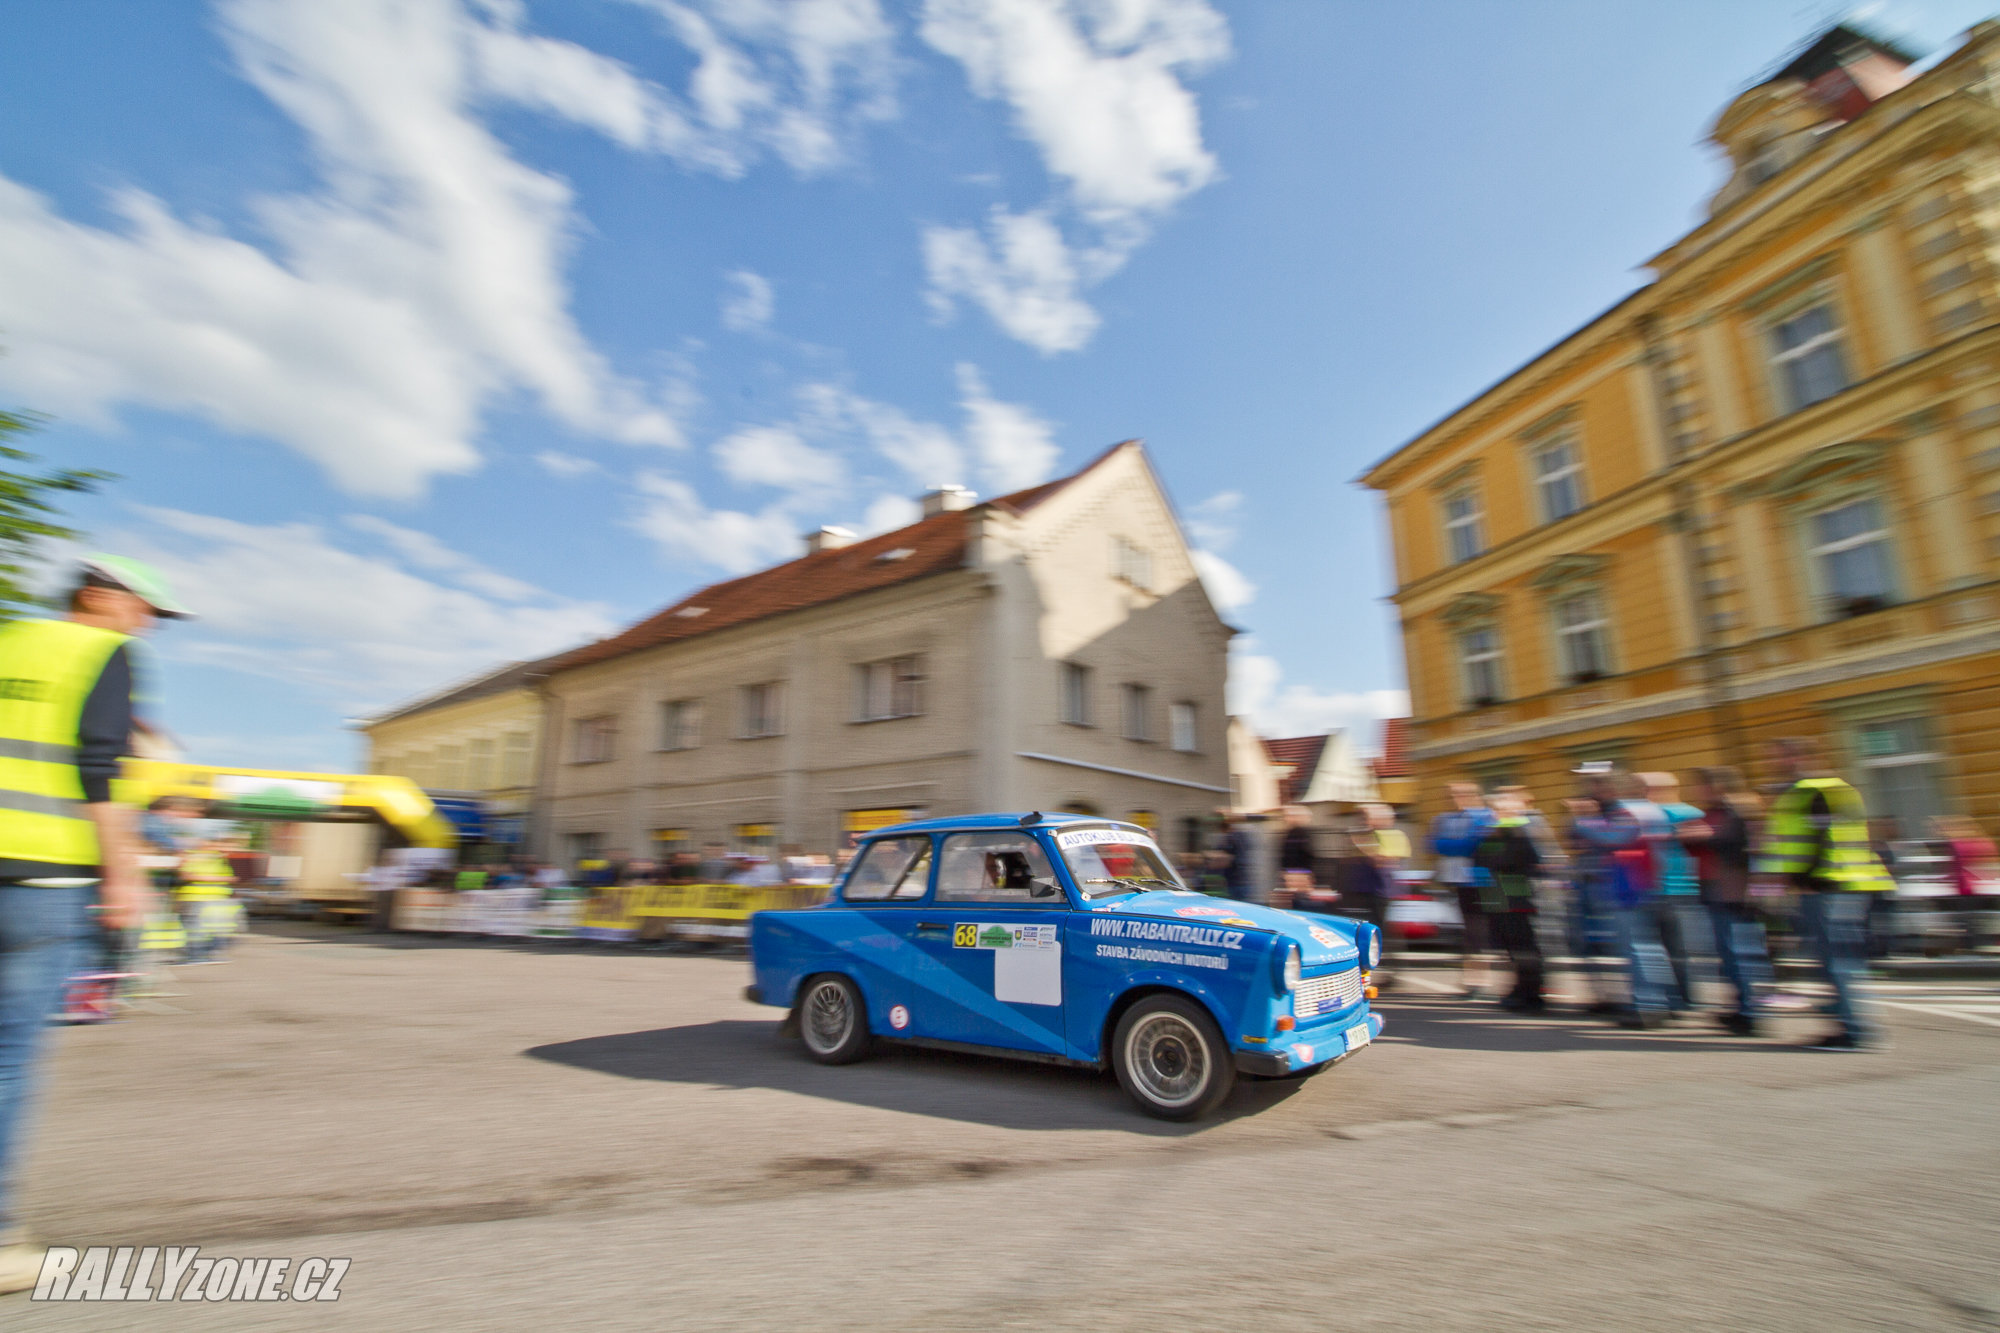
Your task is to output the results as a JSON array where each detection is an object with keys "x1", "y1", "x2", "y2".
[{"x1": 1, "y1": 0, "x2": 1992, "y2": 770}]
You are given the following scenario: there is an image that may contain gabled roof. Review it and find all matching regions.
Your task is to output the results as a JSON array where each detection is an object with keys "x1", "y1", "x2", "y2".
[
  {"x1": 364, "y1": 650, "x2": 570, "y2": 727},
  {"x1": 552, "y1": 446, "x2": 1132, "y2": 675},
  {"x1": 1375, "y1": 717, "x2": 1412, "y2": 779},
  {"x1": 1262, "y1": 734, "x2": 1328, "y2": 806}
]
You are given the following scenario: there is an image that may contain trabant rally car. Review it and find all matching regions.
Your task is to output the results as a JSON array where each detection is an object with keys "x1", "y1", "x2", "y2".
[{"x1": 746, "y1": 813, "x2": 1383, "y2": 1120}]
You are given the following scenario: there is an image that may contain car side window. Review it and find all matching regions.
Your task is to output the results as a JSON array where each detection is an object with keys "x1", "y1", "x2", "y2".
[
  {"x1": 935, "y1": 833, "x2": 1063, "y2": 904},
  {"x1": 842, "y1": 837, "x2": 933, "y2": 902}
]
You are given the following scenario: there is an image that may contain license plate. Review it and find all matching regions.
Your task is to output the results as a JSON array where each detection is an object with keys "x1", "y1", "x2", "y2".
[{"x1": 1344, "y1": 1024, "x2": 1371, "y2": 1053}]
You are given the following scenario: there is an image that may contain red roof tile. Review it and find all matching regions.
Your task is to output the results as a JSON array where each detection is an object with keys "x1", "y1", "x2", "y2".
[
  {"x1": 1375, "y1": 717, "x2": 1412, "y2": 778},
  {"x1": 1262, "y1": 734, "x2": 1328, "y2": 806},
  {"x1": 550, "y1": 452, "x2": 1129, "y2": 675}
]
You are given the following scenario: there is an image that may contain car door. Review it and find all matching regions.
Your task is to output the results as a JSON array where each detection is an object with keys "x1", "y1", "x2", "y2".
[
  {"x1": 895, "y1": 830, "x2": 1069, "y2": 1055},
  {"x1": 826, "y1": 835, "x2": 934, "y2": 1035}
]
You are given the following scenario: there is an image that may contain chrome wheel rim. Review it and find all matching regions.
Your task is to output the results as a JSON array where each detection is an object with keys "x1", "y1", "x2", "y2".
[
  {"x1": 803, "y1": 981, "x2": 853, "y2": 1054},
  {"x1": 1126, "y1": 1012, "x2": 1208, "y2": 1109}
]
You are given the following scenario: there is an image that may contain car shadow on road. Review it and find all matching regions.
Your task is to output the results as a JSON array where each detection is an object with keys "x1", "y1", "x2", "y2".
[
  {"x1": 524, "y1": 1020, "x2": 1305, "y2": 1134},
  {"x1": 1376, "y1": 996, "x2": 1787, "y2": 1054}
]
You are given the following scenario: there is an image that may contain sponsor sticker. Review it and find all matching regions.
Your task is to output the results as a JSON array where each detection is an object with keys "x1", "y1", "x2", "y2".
[
  {"x1": 1308, "y1": 926, "x2": 1341, "y2": 949},
  {"x1": 956, "y1": 923, "x2": 1058, "y2": 951},
  {"x1": 978, "y1": 924, "x2": 1014, "y2": 949},
  {"x1": 1055, "y1": 827, "x2": 1163, "y2": 851},
  {"x1": 1219, "y1": 917, "x2": 1256, "y2": 928},
  {"x1": 1292, "y1": 1043, "x2": 1315, "y2": 1066},
  {"x1": 889, "y1": 1004, "x2": 910, "y2": 1030},
  {"x1": 1174, "y1": 904, "x2": 1237, "y2": 918}
]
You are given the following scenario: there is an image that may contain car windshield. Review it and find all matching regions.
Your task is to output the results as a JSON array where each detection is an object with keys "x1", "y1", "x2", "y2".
[{"x1": 1054, "y1": 828, "x2": 1185, "y2": 898}]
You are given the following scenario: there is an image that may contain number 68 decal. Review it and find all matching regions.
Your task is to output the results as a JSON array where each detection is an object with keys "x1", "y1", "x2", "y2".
[{"x1": 952, "y1": 923, "x2": 979, "y2": 948}]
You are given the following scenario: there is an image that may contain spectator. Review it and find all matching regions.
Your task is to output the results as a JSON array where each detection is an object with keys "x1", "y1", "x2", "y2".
[
  {"x1": 1219, "y1": 813, "x2": 1263, "y2": 904},
  {"x1": 1356, "y1": 803, "x2": 1407, "y2": 978},
  {"x1": 1564, "y1": 778, "x2": 1639, "y2": 1016},
  {"x1": 697, "y1": 843, "x2": 733, "y2": 883},
  {"x1": 1641, "y1": 772, "x2": 1703, "y2": 1009},
  {"x1": 1935, "y1": 815, "x2": 1999, "y2": 951},
  {"x1": 1472, "y1": 792, "x2": 1545, "y2": 1011},
  {"x1": 1687, "y1": 767, "x2": 1767, "y2": 1035},
  {"x1": 1429, "y1": 782, "x2": 1496, "y2": 1000},
  {"x1": 1757, "y1": 737, "x2": 1893, "y2": 1051}
]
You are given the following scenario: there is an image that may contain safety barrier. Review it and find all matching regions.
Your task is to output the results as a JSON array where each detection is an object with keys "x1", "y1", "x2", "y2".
[{"x1": 391, "y1": 882, "x2": 830, "y2": 940}]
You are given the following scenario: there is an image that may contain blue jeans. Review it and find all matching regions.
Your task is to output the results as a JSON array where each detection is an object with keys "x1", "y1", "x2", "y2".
[
  {"x1": 1797, "y1": 890, "x2": 1874, "y2": 1043},
  {"x1": 1615, "y1": 904, "x2": 1680, "y2": 1014},
  {"x1": 1705, "y1": 902, "x2": 1771, "y2": 1021},
  {"x1": 0, "y1": 885, "x2": 93, "y2": 1228}
]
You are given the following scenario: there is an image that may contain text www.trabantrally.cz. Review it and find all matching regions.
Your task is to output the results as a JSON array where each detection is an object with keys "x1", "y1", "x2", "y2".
[
  {"x1": 33, "y1": 1248, "x2": 350, "y2": 1302},
  {"x1": 1089, "y1": 916, "x2": 1242, "y2": 969}
]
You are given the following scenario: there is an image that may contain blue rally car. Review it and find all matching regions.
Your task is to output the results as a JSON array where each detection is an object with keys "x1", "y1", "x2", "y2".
[{"x1": 746, "y1": 812, "x2": 1384, "y2": 1120}]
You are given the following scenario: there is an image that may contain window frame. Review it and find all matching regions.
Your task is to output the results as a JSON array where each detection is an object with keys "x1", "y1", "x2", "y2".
[
  {"x1": 570, "y1": 715, "x2": 617, "y2": 765},
  {"x1": 1121, "y1": 682, "x2": 1153, "y2": 742},
  {"x1": 1531, "y1": 434, "x2": 1587, "y2": 524},
  {"x1": 1766, "y1": 298, "x2": 1850, "y2": 414},
  {"x1": 738, "y1": 681, "x2": 786, "y2": 739},
  {"x1": 856, "y1": 655, "x2": 926, "y2": 723},
  {"x1": 1168, "y1": 701, "x2": 1198, "y2": 753},
  {"x1": 1112, "y1": 535, "x2": 1154, "y2": 592},
  {"x1": 1457, "y1": 624, "x2": 1504, "y2": 709},
  {"x1": 1805, "y1": 495, "x2": 1897, "y2": 620},
  {"x1": 1442, "y1": 487, "x2": 1485, "y2": 564},
  {"x1": 839, "y1": 835, "x2": 936, "y2": 904},
  {"x1": 1059, "y1": 661, "x2": 1093, "y2": 727},
  {"x1": 1551, "y1": 589, "x2": 1612, "y2": 685},
  {"x1": 658, "y1": 699, "x2": 702, "y2": 752}
]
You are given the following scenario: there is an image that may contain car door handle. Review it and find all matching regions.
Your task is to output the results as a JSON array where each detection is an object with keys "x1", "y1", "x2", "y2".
[{"x1": 914, "y1": 921, "x2": 952, "y2": 939}]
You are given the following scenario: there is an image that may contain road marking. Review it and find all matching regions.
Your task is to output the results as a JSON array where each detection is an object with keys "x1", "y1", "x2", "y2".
[
  {"x1": 1872, "y1": 1000, "x2": 2000, "y2": 1029},
  {"x1": 1393, "y1": 974, "x2": 1461, "y2": 995}
]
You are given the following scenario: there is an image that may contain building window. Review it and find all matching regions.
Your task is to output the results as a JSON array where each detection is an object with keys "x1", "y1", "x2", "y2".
[
  {"x1": 857, "y1": 656, "x2": 925, "y2": 721},
  {"x1": 1113, "y1": 536, "x2": 1153, "y2": 591},
  {"x1": 1852, "y1": 717, "x2": 1946, "y2": 836},
  {"x1": 1060, "y1": 662, "x2": 1092, "y2": 726},
  {"x1": 1169, "y1": 701, "x2": 1198, "y2": 753},
  {"x1": 1553, "y1": 592, "x2": 1611, "y2": 684},
  {"x1": 1809, "y1": 497, "x2": 1894, "y2": 618},
  {"x1": 502, "y1": 732, "x2": 532, "y2": 787},
  {"x1": 565, "y1": 832, "x2": 604, "y2": 871},
  {"x1": 1121, "y1": 683, "x2": 1152, "y2": 741},
  {"x1": 570, "y1": 716, "x2": 616, "y2": 764},
  {"x1": 437, "y1": 743, "x2": 466, "y2": 789},
  {"x1": 1770, "y1": 303, "x2": 1848, "y2": 412},
  {"x1": 1532, "y1": 437, "x2": 1585, "y2": 522},
  {"x1": 1458, "y1": 627, "x2": 1503, "y2": 708},
  {"x1": 1443, "y1": 489, "x2": 1484, "y2": 563},
  {"x1": 467, "y1": 738, "x2": 495, "y2": 790},
  {"x1": 659, "y1": 699, "x2": 702, "y2": 751},
  {"x1": 739, "y1": 682, "x2": 785, "y2": 739}
]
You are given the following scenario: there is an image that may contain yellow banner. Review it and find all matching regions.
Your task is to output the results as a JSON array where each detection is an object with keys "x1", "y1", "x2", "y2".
[
  {"x1": 844, "y1": 807, "x2": 914, "y2": 833},
  {"x1": 576, "y1": 881, "x2": 829, "y2": 934}
]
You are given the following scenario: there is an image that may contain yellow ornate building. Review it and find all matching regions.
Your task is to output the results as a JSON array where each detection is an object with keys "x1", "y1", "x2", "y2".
[{"x1": 1362, "y1": 23, "x2": 2000, "y2": 836}]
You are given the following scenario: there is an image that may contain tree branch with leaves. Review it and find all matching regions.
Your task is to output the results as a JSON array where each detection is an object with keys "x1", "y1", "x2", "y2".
[{"x1": 0, "y1": 408, "x2": 113, "y2": 618}]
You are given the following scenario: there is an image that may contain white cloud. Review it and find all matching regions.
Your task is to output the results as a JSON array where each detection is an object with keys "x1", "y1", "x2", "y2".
[
  {"x1": 535, "y1": 449, "x2": 601, "y2": 478},
  {"x1": 859, "y1": 492, "x2": 921, "y2": 535},
  {"x1": 720, "y1": 269, "x2": 775, "y2": 331},
  {"x1": 1191, "y1": 548, "x2": 1255, "y2": 613},
  {"x1": 955, "y1": 362, "x2": 1059, "y2": 492},
  {"x1": 1228, "y1": 637, "x2": 1408, "y2": 742},
  {"x1": 798, "y1": 382, "x2": 966, "y2": 486},
  {"x1": 1186, "y1": 489, "x2": 1242, "y2": 550},
  {"x1": 0, "y1": 0, "x2": 903, "y2": 499},
  {"x1": 630, "y1": 471, "x2": 804, "y2": 573},
  {"x1": 918, "y1": 0, "x2": 1229, "y2": 351},
  {"x1": 713, "y1": 423, "x2": 843, "y2": 492},
  {"x1": 922, "y1": 209, "x2": 1100, "y2": 355},
  {"x1": 342, "y1": 514, "x2": 543, "y2": 602},
  {"x1": 113, "y1": 505, "x2": 615, "y2": 708}
]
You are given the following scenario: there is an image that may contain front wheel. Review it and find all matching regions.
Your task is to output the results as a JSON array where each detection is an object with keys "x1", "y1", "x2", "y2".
[
  {"x1": 1111, "y1": 994, "x2": 1236, "y2": 1121},
  {"x1": 796, "y1": 974, "x2": 871, "y2": 1065}
]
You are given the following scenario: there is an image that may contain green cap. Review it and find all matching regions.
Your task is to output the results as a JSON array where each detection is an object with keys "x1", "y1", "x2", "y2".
[{"x1": 80, "y1": 554, "x2": 194, "y2": 620}]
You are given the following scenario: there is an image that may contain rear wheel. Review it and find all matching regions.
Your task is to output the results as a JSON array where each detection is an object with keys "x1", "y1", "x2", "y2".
[
  {"x1": 796, "y1": 974, "x2": 871, "y2": 1065},
  {"x1": 1111, "y1": 994, "x2": 1236, "y2": 1120}
]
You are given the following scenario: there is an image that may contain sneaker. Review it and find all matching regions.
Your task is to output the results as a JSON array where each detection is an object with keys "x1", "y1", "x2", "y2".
[{"x1": 0, "y1": 1240, "x2": 47, "y2": 1296}]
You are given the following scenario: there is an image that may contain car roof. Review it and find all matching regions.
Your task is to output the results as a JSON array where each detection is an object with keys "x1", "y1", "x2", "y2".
[{"x1": 865, "y1": 812, "x2": 1148, "y2": 837}]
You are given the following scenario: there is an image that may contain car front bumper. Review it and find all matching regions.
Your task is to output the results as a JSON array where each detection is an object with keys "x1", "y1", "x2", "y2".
[{"x1": 1234, "y1": 1010, "x2": 1384, "y2": 1077}]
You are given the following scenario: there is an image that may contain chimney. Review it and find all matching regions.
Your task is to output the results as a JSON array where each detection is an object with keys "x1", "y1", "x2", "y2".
[
  {"x1": 920, "y1": 484, "x2": 977, "y2": 517},
  {"x1": 804, "y1": 525, "x2": 855, "y2": 554}
]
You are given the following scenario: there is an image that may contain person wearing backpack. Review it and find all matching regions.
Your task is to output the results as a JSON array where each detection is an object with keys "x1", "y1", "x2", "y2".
[
  {"x1": 1471, "y1": 792, "x2": 1546, "y2": 1011},
  {"x1": 1686, "y1": 768, "x2": 1767, "y2": 1036}
]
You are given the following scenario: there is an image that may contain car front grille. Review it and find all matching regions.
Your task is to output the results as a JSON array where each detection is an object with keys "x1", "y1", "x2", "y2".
[{"x1": 1294, "y1": 967, "x2": 1363, "y2": 1019}]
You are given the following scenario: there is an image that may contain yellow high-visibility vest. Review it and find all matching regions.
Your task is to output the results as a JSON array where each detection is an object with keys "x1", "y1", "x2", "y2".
[
  {"x1": 1756, "y1": 776, "x2": 1893, "y2": 891},
  {"x1": 0, "y1": 618, "x2": 129, "y2": 867},
  {"x1": 176, "y1": 851, "x2": 235, "y2": 901}
]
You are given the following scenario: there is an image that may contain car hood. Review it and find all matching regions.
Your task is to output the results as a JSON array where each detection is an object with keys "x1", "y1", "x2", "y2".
[{"x1": 1085, "y1": 891, "x2": 1361, "y2": 968}]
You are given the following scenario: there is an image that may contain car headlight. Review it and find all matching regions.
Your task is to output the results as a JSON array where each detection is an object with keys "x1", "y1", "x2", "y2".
[
  {"x1": 1355, "y1": 922, "x2": 1382, "y2": 970},
  {"x1": 1275, "y1": 939, "x2": 1301, "y2": 994}
]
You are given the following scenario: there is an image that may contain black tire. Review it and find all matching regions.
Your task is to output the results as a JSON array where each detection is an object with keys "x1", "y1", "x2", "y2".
[
  {"x1": 1111, "y1": 994, "x2": 1236, "y2": 1121},
  {"x1": 795, "y1": 974, "x2": 871, "y2": 1065}
]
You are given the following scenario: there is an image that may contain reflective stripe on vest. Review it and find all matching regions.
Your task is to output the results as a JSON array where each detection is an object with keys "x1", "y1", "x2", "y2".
[
  {"x1": 0, "y1": 619, "x2": 128, "y2": 867},
  {"x1": 1757, "y1": 777, "x2": 1892, "y2": 890}
]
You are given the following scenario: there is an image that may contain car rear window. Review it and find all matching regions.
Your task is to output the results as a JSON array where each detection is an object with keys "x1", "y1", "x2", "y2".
[{"x1": 841, "y1": 836, "x2": 932, "y2": 901}]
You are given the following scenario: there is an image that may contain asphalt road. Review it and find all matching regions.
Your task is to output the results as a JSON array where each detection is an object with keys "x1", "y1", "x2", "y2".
[{"x1": 12, "y1": 925, "x2": 2000, "y2": 1331}]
